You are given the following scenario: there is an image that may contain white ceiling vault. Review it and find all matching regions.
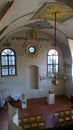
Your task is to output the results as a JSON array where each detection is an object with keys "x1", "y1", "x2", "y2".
[{"x1": 0, "y1": 0, "x2": 73, "y2": 46}]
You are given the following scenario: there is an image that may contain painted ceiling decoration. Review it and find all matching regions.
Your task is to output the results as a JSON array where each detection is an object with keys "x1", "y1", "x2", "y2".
[
  {"x1": 11, "y1": 36, "x2": 49, "y2": 42},
  {"x1": 0, "y1": 0, "x2": 13, "y2": 20},
  {"x1": 32, "y1": 2, "x2": 73, "y2": 22},
  {"x1": 25, "y1": 20, "x2": 53, "y2": 29},
  {"x1": 23, "y1": 29, "x2": 41, "y2": 58},
  {"x1": 0, "y1": 0, "x2": 73, "y2": 44},
  {"x1": 24, "y1": 41, "x2": 41, "y2": 58}
]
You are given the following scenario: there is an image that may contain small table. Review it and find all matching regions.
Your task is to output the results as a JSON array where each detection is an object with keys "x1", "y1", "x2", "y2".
[
  {"x1": 21, "y1": 98, "x2": 27, "y2": 108},
  {"x1": 47, "y1": 93, "x2": 55, "y2": 104}
]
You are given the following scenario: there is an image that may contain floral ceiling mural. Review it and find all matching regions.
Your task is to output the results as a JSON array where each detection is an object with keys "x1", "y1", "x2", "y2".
[
  {"x1": 32, "y1": 2, "x2": 73, "y2": 22},
  {"x1": 25, "y1": 21, "x2": 53, "y2": 29}
]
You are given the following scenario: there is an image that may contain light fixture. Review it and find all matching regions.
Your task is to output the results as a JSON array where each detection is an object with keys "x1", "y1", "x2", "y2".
[
  {"x1": 51, "y1": 12, "x2": 58, "y2": 86},
  {"x1": 39, "y1": 10, "x2": 72, "y2": 82},
  {"x1": 49, "y1": 12, "x2": 71, "y2": 84},
  {"x1": 40, "y1": 12, "x2": 58, "y2": 85}
]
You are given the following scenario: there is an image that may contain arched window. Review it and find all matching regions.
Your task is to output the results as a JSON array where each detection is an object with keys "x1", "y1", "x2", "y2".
[
  {"x1": 1, "y1": 48, "x2": 16, "y2": 76},
  {"x1": 47, "y1": 49, "x2": 58, "y2": 73}
]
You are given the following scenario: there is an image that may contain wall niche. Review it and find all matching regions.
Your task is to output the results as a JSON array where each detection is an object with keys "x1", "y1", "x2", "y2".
[{"x1": 27, "y1": 65, "x2": 39, "y2": 89}]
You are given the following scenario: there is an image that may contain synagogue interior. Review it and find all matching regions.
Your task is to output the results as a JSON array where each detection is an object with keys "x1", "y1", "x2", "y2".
[{"x1": 0, "y1": 0, "x2": 73, "y2": 130}]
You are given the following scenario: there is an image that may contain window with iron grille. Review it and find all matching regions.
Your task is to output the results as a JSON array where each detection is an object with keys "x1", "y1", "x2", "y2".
[
  {"x1": 1, "y1": 48, "x2": 16, "y2": 76},
  {"x1": 47, "y1": 49, "x2": 58, "y2": 73}
]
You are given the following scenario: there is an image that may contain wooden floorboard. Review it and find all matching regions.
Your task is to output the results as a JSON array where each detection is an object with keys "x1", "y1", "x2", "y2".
[{"x1": 0, "y1": 95, "x2": 73, "y2": 130}]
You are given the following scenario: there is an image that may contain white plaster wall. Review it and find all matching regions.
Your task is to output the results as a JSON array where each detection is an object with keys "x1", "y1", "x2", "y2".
[
  {"x1": 0, "y1": 30, "x2": 65, "y2": 100},
  {"x1": 64, "y1": 39, "x2": 73, "y2": 98}
]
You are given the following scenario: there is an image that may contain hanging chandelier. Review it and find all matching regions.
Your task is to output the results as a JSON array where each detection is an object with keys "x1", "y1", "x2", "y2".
[
  {"x1": 51, "y1": 12, "x2": 58, "y2": 86},
  {"x1": 40, "y1": 12, "x2": 58, "y2": 85},
  {"x1": 39, "y1": 6, "x2": 72, "y2": 83},
  {"x1": 51, "y1": 12, "x2": 72, "y2": 85}
]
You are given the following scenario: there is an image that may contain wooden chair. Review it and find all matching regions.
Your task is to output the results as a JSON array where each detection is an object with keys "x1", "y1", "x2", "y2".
[
  {"x1": 22, "y1": 117, "x2": 29, "y2": 123},
  {"x1": 19, "y1": 122, "x2": 24, "y2": 130},
  {"x1": 58, "y1": 117, "x2": 65, "y2": 126},
  {"x1": 31, "y1": 122, "x2": 38, "y2": 129},
  {"x1": 18, "y1": 118, "x2": 22, "y2": 124},
  {"x1": 54, "y1": 112, "x2": 60, "y2": 125},
  {"x1": 71, "y1": 115, "x2": 73, "y2": 120},
  {"x1": 29, "y1": 116, "x2": 36, "y2": 122},
  {"x1": 70, "y1": 115, "x2": 73, "y2": 123},
  {"x1": 59, "y1": 111, "x2": 65, "y2": 117},
  {"x1": 70, "y1": 109, "x2": 73, "y2": 114},
  {"x1": 54, "y1": 112, "x2": 59, "y2": 118},
  {"x1": 18, "y1": 118, "x2": 23, "y2": 126},
  {"x1": 19, "y1": 125, "x2": 24, "y2": 130},
  {"x1": 24, "y1": 123, "x2": 31, "y2": 129},
  {"x1": 38, "y1": 120, "x2": 45, "y2": 129},
  {"x1": 64, "y1": 116, "x2": 71, "y2": 124},
  {"x1": 36, "y1": 115, "x2": 42, "y2": 121},
  {"x1": 65, "y1": 110, "x2": 71, "y2": 116}
]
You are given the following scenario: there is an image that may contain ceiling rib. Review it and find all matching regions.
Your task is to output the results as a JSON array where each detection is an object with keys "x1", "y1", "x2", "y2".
[{"x1": 0, "y1": 0, "x2": 14, "y2": 20}]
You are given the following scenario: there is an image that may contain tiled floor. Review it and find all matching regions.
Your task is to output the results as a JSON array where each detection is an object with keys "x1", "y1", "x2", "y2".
[{"x1": 0, "y1": 95, "x2": 73, "y2": 130}]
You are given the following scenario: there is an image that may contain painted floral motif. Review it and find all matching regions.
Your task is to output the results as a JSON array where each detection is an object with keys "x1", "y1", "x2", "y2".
[{"x1": 33, "y1": 2, "x2": 73, "y2": 22}]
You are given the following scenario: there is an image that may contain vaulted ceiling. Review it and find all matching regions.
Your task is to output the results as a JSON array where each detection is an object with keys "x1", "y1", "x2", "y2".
[{"x1": 0, "y1": 0, "x2": 73, "y2": 47}]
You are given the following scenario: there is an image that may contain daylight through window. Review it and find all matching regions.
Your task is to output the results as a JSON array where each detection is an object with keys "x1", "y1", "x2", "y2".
[
  {"x1": 1, "y1": 49, "x2": 16, "y2": 76},
  {"x1": 47, "y1": 49, "x2": 58, "y2": 73}
]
